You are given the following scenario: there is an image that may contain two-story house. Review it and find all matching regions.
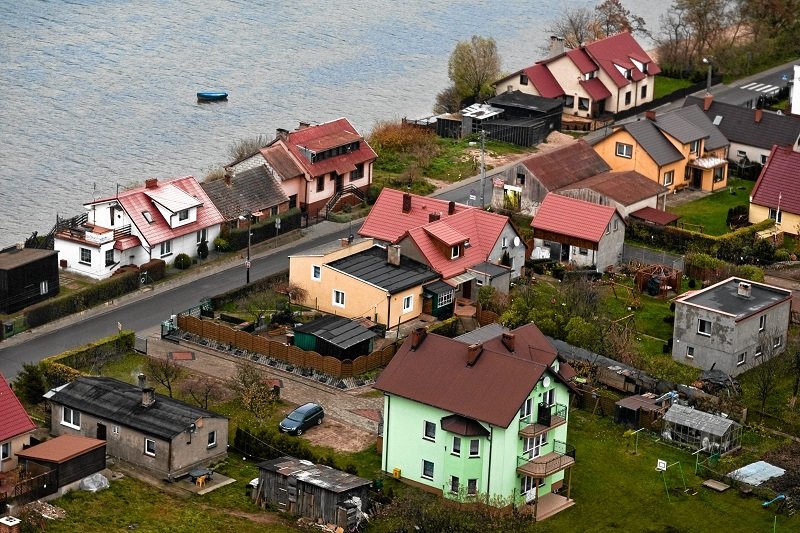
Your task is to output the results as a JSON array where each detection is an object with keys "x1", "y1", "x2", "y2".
[
  {"x1": 375, "y1": 323, "x2": 577, "y2": 520},
  {"x1": 749, "y1": 145, "x2": 800, "y2": 236},
  {"x1": 229, "y1": 118, "x2": 377, "y2": 217},
  {"x1": 589, "y1": 106, "x2": 729, "y2": 192},
  {"x1": 54, "y1": 177, "x2": 224, "y2": 279},
  {"x1": 1, "y1": 372, "x2": 37, "y2": 474},
  {"x1": 494, "y1": 32, "x2": 660, "y2": 124},
  {"x1": 671, "y1": 277, "x2": 792, "y2": 376}
]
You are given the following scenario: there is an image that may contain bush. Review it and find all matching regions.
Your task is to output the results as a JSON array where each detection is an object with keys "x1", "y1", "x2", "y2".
[
  {"x1": 12, "y1": 363, "x2": 47, "y2": 404},
  {"x1": 774, "y1": 248, "x2": 792, "y2": 261},
  {"x1": 214, "y1": 236, "x2": 231, "y2": 252},
  {"x1": 140, "y1": 259, "x2": 166, "y2": 281},
  {"x1": 197, "y1": 240, "x2": 209, "y2": 260},
  {"x1": 174, "y1": 253, "x2": 192, "y2": 270}
]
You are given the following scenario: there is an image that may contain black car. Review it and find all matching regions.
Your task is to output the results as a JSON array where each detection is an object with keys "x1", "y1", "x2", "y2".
[{"x1": 279, "y1": 403, "x2": 324, "y2": 435}]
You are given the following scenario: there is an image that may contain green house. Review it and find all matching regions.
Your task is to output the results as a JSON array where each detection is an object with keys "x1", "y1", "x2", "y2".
[{"x1": 375, "y1": 323, "x2": 577, "y2": 521}]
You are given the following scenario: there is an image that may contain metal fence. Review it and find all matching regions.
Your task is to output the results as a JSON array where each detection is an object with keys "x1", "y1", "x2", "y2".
[{"x1": 622, "y1": 243, "x2": 685, "y2": 272}]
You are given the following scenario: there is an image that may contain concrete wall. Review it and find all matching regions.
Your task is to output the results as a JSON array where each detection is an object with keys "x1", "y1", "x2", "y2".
[{"x1": 595, "y1": 213, "x2": 626, "y2": 271}]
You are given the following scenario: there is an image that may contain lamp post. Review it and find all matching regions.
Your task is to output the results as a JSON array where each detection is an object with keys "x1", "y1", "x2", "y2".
[
  {"x1": 238, "y1": 212, "x2": 252, "y2": 284},
  {"x1": 702, "y1": 57, "x2": 713, "y2": 93},
  {"x1": 479, "y1": 129, "x2": 486, "y2": 208}
]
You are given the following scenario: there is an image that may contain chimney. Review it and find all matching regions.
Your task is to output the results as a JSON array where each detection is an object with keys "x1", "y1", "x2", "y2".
[
  {"x1": 223, "y1": 169, "x2": 232, "y2": 186},
  {"x1": 142, "y1": 387, "x2": 155, "y2": 407},
  {"x1": 502, "y1": 332, "x2": 515, "y2": 352},
  {"x1": 276, "y1": 128, "x2": 289, "y2": 141},
  {"x1": 737, "y1": 281, "x2": 752, "y2": 298},
  {"x1": 645, "y1": 110, "x2": 657, "y2": 121},
  {"x1": 402, "y1": 192, "x2": 412, "y2": 213},
  {"x1": 0, "y1": 516, "x2": 22, "y2": 533},
  {"x1": 549, "y1": 35, "x2": 564, "y2": 57},
  {"x1": 410, "y1": 327, "x2": 427, "y2": 350},
  {"x1": 466, "y1": 343, "x2": 483, "y2": 366},
  {"x1": 448, "y1": 201, "x2": 456, "y2": 215},
  {"x1": 703, "y1": 93, "x2": 714, "y2": 111},
  {"x1": 507, "y1": 85, "x2": 513, "y2": 94},
  {"x1": 429, "y1": 212, "x2": 440, "y2": 223},
  {"x1": 145, "y1": 178, "x2": 158, "y2": 189},
  {"x1": 754, "y1": 108, "x2": 763, "y2": 123},
  {"x1": 387, "y1": 244, "x2": 401, "y2": 266},
  {"x1": 339, "y1": 238, "x2": 351, "y2": 247},
  {"x1": 298, "y1": 121, "x2": 311, "y2": 129},
  {"x1": 137, "y1": 373, "x2": 146, "y2": 389}
]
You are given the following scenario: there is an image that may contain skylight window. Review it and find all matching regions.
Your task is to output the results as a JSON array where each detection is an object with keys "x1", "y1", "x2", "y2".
[
  {"x1": 713, "y1": 116, "x2": 723, "y2": 126},
  {"x1": 142, "y1": 210, "x2": 153, "y2": 223}
]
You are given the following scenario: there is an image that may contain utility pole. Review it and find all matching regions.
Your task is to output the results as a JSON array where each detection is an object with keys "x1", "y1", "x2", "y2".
[
  {"x1": 479, "y1": 129, "x2": 486, "y2": 208},
  {"x1": 703, "y1": 57, "x2": 713, "y2": 93},
  {"x1": 239, "y1": 211, "x2": 252, "y2": 284}
]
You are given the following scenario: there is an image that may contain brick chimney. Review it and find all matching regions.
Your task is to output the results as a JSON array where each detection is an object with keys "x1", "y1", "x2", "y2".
[
  {"x1": 754, "y1": 108, "x2": 763, "y2": 123},
  {"x1": 276, "y1": 128, "x2": 289, "y2": 141},
  {"x1": 448, "y1": 201, "x2": 456, "y2": 215},
  {"x1": 466, "y1": 343, "x2": 483, "y2": 366},
  {"x1": 142, "y1": 387, "x2": 155, "y2": 407},
  {"x1": 645, "y1": 110, "x2": 657, "y2": 121},
  {"x1": 145, "y1": 178, "x2": 158, "y2": 189},
  {"x1": 387, "y1": 244, "x2": 401, "y2": 266},
  {"x1": 402, "y1": 192, "x2": 412, "y2": 213},
  {"x1": 549, "y1": 35, "x2": 564, "y2": 57},
  {"x1": 0, "y1": 516, "x2": 21, "y2": 533},
  {"x1": 410, "y1": 327, "x2": 427, "y2": 350},
  {"x1": 138, "y1": 373, "x2": 147, "y2": 388},
  {"x1": 223, "y1": 168, "x2": 232, "y2": 186},
  {"x1": 703, "y1": 93, "x2": 714, "y2": 111},
  {"x1": 502, "y1": 332, "x2": 515, "y2": 352},
  {"x1": 429, "y1": 212, "x2": 440, "y2": 223},
  {"x1": 298, "y1": 121, "x2": 311, "y2": 129}
]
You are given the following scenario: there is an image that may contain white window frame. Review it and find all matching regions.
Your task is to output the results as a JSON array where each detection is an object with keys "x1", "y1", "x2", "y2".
[
  {"x1": 760, "y1": 154, "x2": 768, "y2": 165},
  {"x1": 145, "y1": 438, "x2": 156, "y2": 457},
  {"x1": 402, "y1": 295, "x2": 413, "y2": 313},
  {"x1": 698, "y1": 319, "x2": 711, "y2": 336},
  {"x1": 690, "y1": 140, "x2": 700, "y2": 154},
  {"x1": 520, "y1": 397, "x2": 533, "y2": 420},
  {"x1": 207, "y1": 430, "x2": 217, "y2": 448},
  {"x1": 451, "y1": 245, "x2": 460, "y2": 259},
  {"x1": 423, "y1": 420, "x2": 436, "y2": 441},
  {"x1": 769, "y1": 208, "x2": 782, "y2": 224},
  {"x1": 452, "y1": 436, "x2": 461, "y2": 456},
  {"x1": 469, "y1": 439, "x2": 480, "y2": 458},
  {"x1": 686, "y1": 346, "x2": 694, "y2": 359},
  {"x1": 759, "y1": 315, "x2": 766, "y2": 331},
  {"x1": 543, "y1": 388, "x2": 555, "y2": 407},
  {"x1": 332, "y1": 289, "x2": 345, "y2": 308},
  {"x1": 196, "y1": 228, "x2": 207, "y2": 244},
  {"x1": 774, "y1": 336, "x2": 783, "y2": 348},
  {"x1": 1, "y1": 442, "x2": 10, "y2": 461},
  {"x1": 40, "y1": 280, "x2": 49, "y2": 295},
  {"x1": 524, "y1": 433, "x2": 546, "y2": 458},
  {"x1": 502, "y1": 236, "x2": 508, "y2": 248},
  {"x1": 615, "y1": 142, "x2": 632, "y2": 158},
  {"x1": 112, "y1": 425, "x2": 120, "y2": 436},
  {"x1": 755, "y1": 345, "x2": 763, "y2": 358},
  {"x1": 737, "y1": 352, "x2": 746, "y2": 366},
  {"x1": 663, "y1": 170, "x2": 674, "y2": 186},
  {"x1": 61, "y1": 406, "x2": 81, "y2": 429},
  {"x1": 178, "y1": 209, "x2": 189, "y2": 221},
  {"x1": 79, "y1": 247, "x2": 91, "y2": 265},
  {"x1": 421, "y1": 460, "x2": 434, "y2": 480},
  {"x1": 311, "y1": 265, "x2": 321, "y2": 281},
  {"x1": 438, "y1": 291, "x2": 453, "y2": 307},
  {"x1": 160, "y1": 239, "x2": 172, "y2": 257}
]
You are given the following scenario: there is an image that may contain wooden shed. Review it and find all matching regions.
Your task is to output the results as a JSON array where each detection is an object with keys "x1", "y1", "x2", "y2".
[
  {"x1": 254, "y1": 456, "x2": 371, "y2": 529},
  {"x1": 0, "y1": 247, "x2": 59, "y2": 314},
  {"x1": 293, "y1": 315, "x2": 378, "y2": 361},
  {"x1": 15, "y1": 435, "x2": 106, "y2": 492}
]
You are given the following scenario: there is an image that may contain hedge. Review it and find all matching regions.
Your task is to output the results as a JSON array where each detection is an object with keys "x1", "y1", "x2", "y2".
[
  {"x1": 25, "y1": 271, "x2": 140, "y2": 328},
  {"x1": 140, "y1": 259, "x2": 166, "y2": 281},
  {"x1": 225, "y1": 209, "x2": 302, "y2": 252},
  {"x1": 43, "y1": 330, "x2": 134, "y2": 373},
  {"x1": 209, "y1": 271, "x2": 289, "y2": 309}
]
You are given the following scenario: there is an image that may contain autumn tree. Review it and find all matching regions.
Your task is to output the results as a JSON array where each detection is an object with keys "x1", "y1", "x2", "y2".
[
  {"x1": 144, "y1": 357, "x2": 184, "y2": 398},
  {"x1": 787, "y1": 329, "x2": 800, "y2": 408},
  {"x1": 546, "y1": 1, "x2": 646, "y2": 50},
  {"x1": 180, "y1": 374, "x2": 225, "y2": 409},
  {"x1": 595, "y1": 0, "x2": 647, "y2": 37},
  {"x1": 749, "y1": 328, "x2": 787, "y2": 415},
  {"x1": 228, "y1": 359, "x2": 279, "y2": 414},
  {"x1": 447, "y1": 35, "x2": 502, "y2": 103}
]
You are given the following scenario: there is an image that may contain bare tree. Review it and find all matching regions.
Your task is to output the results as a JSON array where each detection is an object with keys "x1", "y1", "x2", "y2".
[
  {"x1": 595, "y1": 0, "x2": 648, "y2": 38},
  {"x1": 274, "y1": 281, "x2": 309, "y2": 314},
  {"x1": 447, "y1": 36, "x2": 502, "y2": 102},
  {"x1": 749, "y1": 328, "x2": 787, "y2": 415},
  {"x1": 787, "y1": 329, "x2": 800, "y2": 408},
  {"x1": 179, "y1": 375, "x2": 225, "y2": 409},
  {"x1": 227, "y1": 134, "x2": 272, "y2": 163},
  {"x1": 546, "y1": 6, "x2": 603, "y2": 49},
  {"x1": 433, "y1": 84, "x2": 462, "y2": 114},
  {"x1": 228, "y1": 359, "x2": 279, "y2": 414},
  {"x1": 144, "y1": 357, "x2": 184, "y2": 398}
]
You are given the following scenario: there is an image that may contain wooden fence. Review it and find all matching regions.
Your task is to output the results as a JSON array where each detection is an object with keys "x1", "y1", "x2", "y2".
[{"x1": 177, "y1": 315, "x2": 397, "y2": 378}]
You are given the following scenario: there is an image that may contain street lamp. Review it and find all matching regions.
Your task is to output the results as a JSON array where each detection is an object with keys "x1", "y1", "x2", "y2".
[
  {"x1": 238, "y1": 212, "x2": 252, "y2": 284},
  {"x1": 479, "y1": 129, "x2": 486, "y2": 208},
  {"x1": 702, "y1": 57, "x2": 713, "y2": 93}
]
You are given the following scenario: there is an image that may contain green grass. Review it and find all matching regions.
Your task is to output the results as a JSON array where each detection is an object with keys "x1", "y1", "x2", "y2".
[
  {"x1": 667, "y1": 178, "x2": 756, "y2": 235},
  {"x1": 654, "y1": 76, "x2": 694, "y2": 99}
]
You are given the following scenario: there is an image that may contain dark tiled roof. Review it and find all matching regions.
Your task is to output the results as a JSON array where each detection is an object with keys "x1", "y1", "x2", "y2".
[
  {"x1": 629, "y1": 207, "x2": 680, "y2": 226},
  {"x1": 49, "y1": 377, "x2": 226, "y2": 440},
  {"x1": 557, "y1": 170, "x2": 668, "y2": 206},
  {"x1": 652, "y1": 109, "x2": 708, "y2": 144},
  {"x1": 294, "y1": 315, "x2": 377, "y2": 350},
  {"x1": 684, "y1": 96, "x2": 800, "y2": 150},
  {"x1": 201, "y1": 166, "x2": 289, "y2": 221},
  {"x1": 668, "y1": 105, "x2": 729, "y2": 151},
  {"x1": 520, "y1": 140, "x2": 610, "y2": 190},
  {"x1": 440, "y1": 414, "x2": 490, "y2": 437},
  {"x1": 328, "y1": 245, "x2": 438, "y2": 294},
  {"x1": 261, "y1": 144, "x2": 304, "y2": 180},
  {"x1": 751, "y1": 145, "x2": 800, "y2": 215},
  {"x1": 469, "y1": 261, "x2": 510, "y2": 278},
  {"x1": 622, "y1": 120, "x2": 684, "y2": 166},
  {"x1": 488, "y1": 90, "x2": 563, "y2": 113}
]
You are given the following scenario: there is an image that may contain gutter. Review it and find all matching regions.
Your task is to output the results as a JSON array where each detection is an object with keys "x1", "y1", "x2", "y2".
[{"x1": 383, "y1": 394, "x2": 390, "y2": 472}]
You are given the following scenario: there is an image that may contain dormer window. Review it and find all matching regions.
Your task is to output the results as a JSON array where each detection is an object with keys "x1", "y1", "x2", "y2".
[
  {"x1": 142, "y1": 210, "x2": 153, "y2": 224},
  {"x1": 178, "y1": 209, "x2": 189, "y2": 221},
  {"x1": 451, "y1": 245, "x2": 460, "y2": 259},
  {"x1": 689, "y1": 140, "x2": 700, "y2": 154},
  {"x1": 520, "y1": 73, "x2": 528, "y2": 85},
  {"x1": 625, "y1": 69, "x2": 632, "y2": 80}
]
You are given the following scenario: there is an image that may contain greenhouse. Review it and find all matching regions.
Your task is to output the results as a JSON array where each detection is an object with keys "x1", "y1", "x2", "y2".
[{"x1": 661, "y1": 404, "x2": 742, "y2": 455}]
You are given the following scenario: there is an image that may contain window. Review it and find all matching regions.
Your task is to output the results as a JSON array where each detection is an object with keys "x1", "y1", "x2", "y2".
[
  {"x1": 663, "y1": 170, "x2": 674, "y2": 186},
  {"x1": 759, "y1": 315, "x2": 766, "y2": 331},
  {"x1": 689, "y1": 140, "x2": 700, "y2": 154},
  {"x1": 578, "y1": 248, "x2": 589, "y2": 256},
  {"x1": 578, "y1": 97, "x2": 589, "y2": 111},
  {"x1": 475, "y1": 279, "x2": 483, "y2": 286},
  {"x1": 564, "y1": 95, "x2": 575, "y2": 108},
  {"x1": 624, "y1": 69, "x2": 632, "y2": 80},
  {"x1": 311, "y1": 265, "x2": 321, "y2": 281},
  {"x1": 451, "y1": 245, "x2": 460, "y2": 259},
  {"x1": 112, "y1": 425, "x2": 120, "y2": 436},
  {"x1": 769, "y1": 208, "x2": 782, "y2": 224},
  {"x1": 625, "y1": 91, "x2": 632, "y2": 105},
  {"x1": 613, "y1": 219, "x2": 619, "y2": 231},
  {"x1": 713, "y1": 166, "x2": 724, "y2": 182},
  {"x1": 737, "y1": 150, "x2": 747, "y2": 159},
  {"x1": 142, "y1": 210, "x2": 153, "y2": 224},
  {"x1": 467, "y1": 479, "x2": 478, "y2": 495},
  {"x1": 289, "y1": 194, "x2": 297, "y2": 209},
  {"x1": 450, "y1": 475, "x2": 460, "y2": 494},
  {"x1": 351, "y1": 163, "x2": 364, "y2": 180},
  {"x1": 332, "y1": 289, "x2": 345, "y2": 308},
  {"x1": 1, "y1": 442, "x2": 10, "y2": 461},
  {"x1": 686, "y1": 346, "x2": 694, "y2": 359},
  {"x1": 145, "y1": 438, "x2": 156, "y2": 457},
  {"x1": 62, "y1": 407, "x2": 81, "y2": 429},
  {"x1": 79, "y1": 247, "x2": 91, "y2": 265},
  {"x1": 520, "y1": 397, "x2": 533, "y2": 420},
  {"x1": 737, "y1": 352, "x2": 746, "y2": 366},
  {"x1": 520, "y1": 73, "x2": 529, "y2": 85},
  {"x1": 516, "y1": 172, "x2": 526, "y2": 186},
  {"x1": 160, "y1": 240, "x2": 172, "y2": 257},
  {"x1": 178, "y1": 209, "x2": 189, "y2": 221},
  {"x1": 196, "y1": 228, "x2": 207, "y2": 244},
  {"x1": 422, "y1": 460, "x2": 434, "y2": 480},
  {"x1": 543, "y1": 388, "x2": 555, "y2": 407},
  {"x1": 105, "y1": 249, "x2": 114, "y2": 266},
  {"x1": 316, "y1": 175, "x2": 324, "y2": 192},
  {"x1": 438, "y1": 291, "x2": 453, "y2": 307},
  {"x1": 641, "y1": 85, "x2": 647, "y2": 98},
  {"x1": 469, "y1": 439, "x2": 480, "y2": 457},
  {"x1": 452, "y1": 436, "x2": 461, "y2": 456},
  {"x1": 774, "y1": 336, "x2": 783, "y2": 348},
  {"x1": 760, "y1": 154, "x2": 768, "y2": 165},
  {"x1": 502, "y1": 236, "x2": 508, "y2": 248},
  {"x1": 207, "y1": 431, "x2": 217, "y2": 448},
  {"x1": 524, "y1": 433, "x2": 546, "y2": 458},
  {"x1": 606, "y1": 223, "x2": 611, "y2": 235},
  {"x1": 755, "y1": 345, "x2": 763, "y2": 358},
  {"x1": 698, "y1": 319, "x2": 711, "y2": 336},
  {"x1": 423, "y1": 421, "x2": 436, "y2": 441},
  {"x1": 615, "y1": 143, "x2": 632, "y2": 158},
  {"x1": 40, "y1": 280, "x2": 49, "y2": 295},
  {"x1": 402, "y1": 295, "x2": 413, "y2": 313}
]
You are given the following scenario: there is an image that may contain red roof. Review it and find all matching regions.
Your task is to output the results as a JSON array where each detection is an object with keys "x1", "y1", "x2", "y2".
[
  {"x1": 523, "y1": 64, "x2": 565, "y2": 98},
  {"x1": 114, "y1": 235, "x2": 142, "y2": 251},
  {"x1": 584, "y1": 32, "x2": 661, "y2": 89},
  {"x1": 531, "y1": 193, "x2": 616, "y2": 243},
  {"x1": 751, "y1": 145, "x2": 800, "y2": 216},
  {"x1": 358, "y1": 188, "x2": 474, "y2": 244},
  {"x1": 566, "y1": 48, "x2": 597, "y2": 74},
  {"x1": 282, "y1": 118, "x2": 377, "y2": 179},
  {"x1": 405, "y1": 208, "x2": 510, "y2": 279},
  {"x1": 629, "y1": 207, "x2": 679, "y2": 226},
  {"x1": 92, "y1": 177, "x2": 224, "y2": 247},
  {"x1": 579, "y1": 77, "x2": 612, "y2": 101},
  {"x1": 0, "y1": 372, "x2": 37, "y2": 443}
]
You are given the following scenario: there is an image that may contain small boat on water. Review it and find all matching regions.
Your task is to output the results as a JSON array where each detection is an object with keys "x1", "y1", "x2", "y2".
[{"x1": 196, "y1": 91, "x2": 228, "y2": 102}]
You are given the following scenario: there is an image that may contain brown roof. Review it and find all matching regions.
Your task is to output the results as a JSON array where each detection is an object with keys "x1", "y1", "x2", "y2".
[
  {"x1": 374, "y1": 323, "x2": 559, "y2": 428},
  {"x1": 16, "y1": 435, "x2": 105, "y2": 463},
  {"x1": 261, "y1": 145, "x2": 303, "y2": 180},
  {"x1": 629, "y1": 207, "x2": 679, "y2": 226},
  {"x1": 0, "y1": 248, "x2": 58, "y2": 270},
  {"x1": 557, "y1": 170, "x2": 668, "y2": 206},
  {"x1": 440, "y1": 414, "x2": 490, "y2": 436},
  {"x1": 520, "y1": 140, "x2": 610, "y2": 190}
]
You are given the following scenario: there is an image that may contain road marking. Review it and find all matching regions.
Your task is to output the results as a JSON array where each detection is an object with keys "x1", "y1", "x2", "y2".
[
  {"x1": 740, "y1": 82, "x2": 758, "y2": 89},
  {"x1": 759, "y1": 85, "x2": 778, "y2": 93},
  {"x1": 748, "y1": 83, "x2": 766, "y2": 91}
]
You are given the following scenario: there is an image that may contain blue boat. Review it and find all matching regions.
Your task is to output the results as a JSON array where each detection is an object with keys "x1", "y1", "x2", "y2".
[{"x1": 196, "y1": 91, "x2": 228, "y2": 102}]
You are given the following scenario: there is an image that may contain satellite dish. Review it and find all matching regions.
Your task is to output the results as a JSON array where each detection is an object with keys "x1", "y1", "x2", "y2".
[
  {"x1": 543, "y1": 376, "x2": 551, "y2": 388},
  {"x1": 513, "y1": 236, "x2": 520, "y2": 247},
  {"x1": 701, "y1": 437, "x2": 710, "y2": 450}
]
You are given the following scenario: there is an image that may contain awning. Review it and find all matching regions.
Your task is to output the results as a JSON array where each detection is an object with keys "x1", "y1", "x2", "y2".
[
  {"x1": 423, "y1": 280, "x2": 454, "y2": 296},
  {"x1": 629, "y1": 207, "x2": 679, "y2": 226},
  {"x1": 444, "y1": 272, "x2": 476, "y2": 287}
]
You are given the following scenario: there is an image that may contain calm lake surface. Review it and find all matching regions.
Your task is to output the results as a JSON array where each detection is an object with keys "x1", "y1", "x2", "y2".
[{"x1": 0, "y1": 0, "x2": 665, "y2": 246}]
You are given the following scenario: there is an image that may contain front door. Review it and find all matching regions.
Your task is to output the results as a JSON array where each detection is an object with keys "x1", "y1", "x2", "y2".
[
  {"x1": 521, "y1": 476, "x2": 537, "y2": 503},
  {"x1": 692, "y1": 168, "x2": 703, "y2": 188},
  {"x1": 96, "y1": 423, "x2": 107, "y2": 440},
  {"x1": 335, "y1": 173, "x2": 343, "y2": 192},
  {"x1": 462, "y1": 281, "x2": 472, "y2": 300}
]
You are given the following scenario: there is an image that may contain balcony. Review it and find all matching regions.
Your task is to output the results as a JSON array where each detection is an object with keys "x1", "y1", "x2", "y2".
[
  {"x1": 517, "y1": 440, "x2": 575, "y2": 478},
  {"x1": 519, "y1": 403, "x2": 567, "y2": 438}
]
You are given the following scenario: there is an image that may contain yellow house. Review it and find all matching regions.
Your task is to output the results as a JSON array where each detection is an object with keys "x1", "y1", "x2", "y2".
[
  {"x1": 749, "y1": 145, "x2": 800, "y2": 236},
  {"x1": 289, "y1": 238, "x2": 440, "y2": 330},
  {"x1": 590, "y1": 107, "x2": 729, "y2": 193}
]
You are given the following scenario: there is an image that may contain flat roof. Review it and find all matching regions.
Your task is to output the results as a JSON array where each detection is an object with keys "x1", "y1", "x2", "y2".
[
  {"x1": 16, "y1": 435, "x2": 105, "y2": 464},
  {"x1": 678, "y1": 277, "x2": 792, "y2": 319},
  {"x1": 328, "y1": 245, "x2": 439, "y2": 294},
  {"x1": 0, "y1": 248, "x2": 58, "y2": 270},
  {"x1": 294, "y1": 315, "x2": 377, "y2": 349}
]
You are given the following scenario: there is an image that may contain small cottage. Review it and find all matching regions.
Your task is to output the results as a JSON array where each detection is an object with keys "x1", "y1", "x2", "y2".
[
  {"x1": 15, "y1": 435, "x2": 106, "y2": 496},
  {"x1": 292, "y1": 315, "x2": 378, "y2": 360}
]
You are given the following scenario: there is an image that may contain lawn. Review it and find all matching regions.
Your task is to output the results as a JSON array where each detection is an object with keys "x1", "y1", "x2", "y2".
[
  {"x1": 667, "y1": 178, "x2": 755, "y2": 235},
  {"x1": 654, "y1": 76, "x2": 694, "y2": 100}
]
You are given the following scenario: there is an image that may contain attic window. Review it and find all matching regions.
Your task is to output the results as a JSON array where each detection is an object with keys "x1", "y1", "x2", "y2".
[
  {"x1": 142, "y1": 210, "x2": 153, "y2": 224},
  {"x1": 520, "y1": 73, "x2": 529, "y2": 85},
  {"x1": 451, "y1": 245, "x2": 461, "y2": 259}
]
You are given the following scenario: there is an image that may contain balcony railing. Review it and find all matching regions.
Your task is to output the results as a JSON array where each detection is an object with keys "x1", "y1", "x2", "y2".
[
  {"x1": 519, "y1": 403, "x2": 567, "y2": 438},
  {"x1": 516, "y1": 440, "x2": 576, "y2": 478}
]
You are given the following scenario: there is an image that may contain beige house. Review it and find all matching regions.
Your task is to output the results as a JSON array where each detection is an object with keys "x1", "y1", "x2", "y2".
[
  {"x1": 589, "y1": 107, "x2": 729, "y2": 193},
  {"x1": 749, "y1": 145, "x2": 800, "y2": 236},
  {"x1": 289, "y1": 238, "x2": 439, "y2": 330}
]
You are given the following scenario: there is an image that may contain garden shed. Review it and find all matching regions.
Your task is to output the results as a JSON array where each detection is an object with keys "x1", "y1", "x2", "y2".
[
  {"x1": 15, "y1": 435, "x2": 106, "y2": 495},
  {"x1": 293, "y1": 315, "x2": 378, "y2": 360},
  {"x1": 661, "y1": 404, "x2": 742, "y2": 455},
  {"x1": 614, "y1": 393, "x2": 672, "y2": 429},
  {"x1": 254, "y1": 456, "x2": 371, "y2": 529}
]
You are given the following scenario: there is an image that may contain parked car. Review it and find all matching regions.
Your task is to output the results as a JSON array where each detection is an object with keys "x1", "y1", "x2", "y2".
[{"x1": 279, "y1": 402, "x2": 325, "y2": 435}]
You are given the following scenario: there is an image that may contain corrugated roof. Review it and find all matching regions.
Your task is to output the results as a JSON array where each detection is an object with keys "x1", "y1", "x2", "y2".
[
  {"x1": 16, "y1": 435, "x2": 105, "y2": 464},
  {"x1": 258, "y1": 456, "x2": 371, "y2": 493},
  {"x1": 579, "y1": 77, "x2": 612, "y2": 101},
  {"x1": 201, "y1": 166, "x2": 289, "y2": 221},
  {"x1": 750, "y1": 145, "x2": 800, "y2": 216},
  {"x1": 664, "y1": 404, "x2": 738, "y2": 437},
  {"x1": 557, "y1": 170, "x2": 668, "y2": 206},
  {"x1": 622, "y1": 120, "x2": 684, "y2": 166},
  {"x1": 48, "y1": 377, "x2": 226, "y2": 440},
  {"x1": 0, "y1": 248, "x2": 57, "y2": 270},
  {"x1": 0, "y1": 371, "x2": 37, "y2": 442},
  {"x1": 294, "y1": 315, "x2": 377, "y2": 350},
  {"x1": 520, "y1": 140, "x2": 610, "y2": 190},
  {"x1": 375, "y1": 323, "x2": 559, "y2": 428},
  {"x1": 531, "y1": 193, "x2": 616, "y2": 243},
  {"x1": 328, "y1": 245, "x2": 438, "y2": 294}
]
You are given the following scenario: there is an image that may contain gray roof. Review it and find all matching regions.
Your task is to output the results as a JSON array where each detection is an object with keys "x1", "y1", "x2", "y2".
[
  {"x1": 661, "y1": 105, "x2": 729, "y2": 151},
  {"x1": 290, "y1": 237, "x2": 369, "y2": 257},
  {"x1": 48, "y1": 377, "x2": 226, "y2": 440},
  {"x1": 294, "y1": 315, "x2": 377, "y2": 349},
  {"x1": 469, "y1": 261, "x2": 510, "y2": 278},
  {"x1": 328, "y1": 245, "x2": 439, "y2": 294},
  {"x1": 684, "y1": 96, "x2": 800, "y2": 151},
  {"x1": 258, "y1": 456, "x2": 371, "y2": 493},
  {"x1": 679, "y1": 277, "x2": 791, "y2": 320},
  {"x1": 0, "y1": 248, "x2": 58, "y2": 270},
  {"x1": 454, "y1": 323, "x2": 506, "y2": 345},
  {"x1": 652, "y1": 108, "x2": 708, "y2": 144},
  {"x1": 664, "y1": 404, "x2": 739, "y2": 437},
  {"x1": 488, "y1": 90, "x2": 563, "y2": 113},
  {"x1": 201, "y1": 166, "x2": 289, "y2": 221},
  {"x1": 423, "y1": 280, "x2": 454, "y2": 295},
  {"x1": 622, "y1": 120, "x2": 684, "y2": 166}
]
